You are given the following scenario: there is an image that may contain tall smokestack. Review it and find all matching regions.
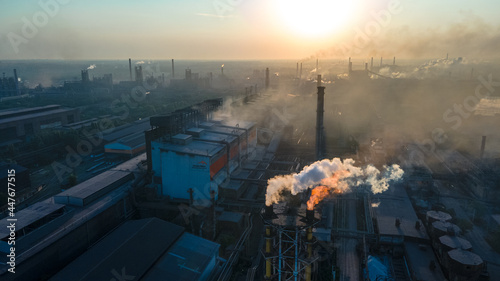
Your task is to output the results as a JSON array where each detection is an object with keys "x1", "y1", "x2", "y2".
[
  {"x1": 316, "y1": 85, "x2": 326, "y2": 160},
  {"x1": 265, "y1": 67, "x2": 270, "y2": 90},
  {"x1": 13, "y1": 69, "x2": 19, "y2": 95},
  {"x1": 316, "y1": 58, "x2": 319, "y2": 72},
  {"x1": 380, "y1": 57, "x2": 383, "y2": 67},
  {"x1": 129, "y1": 58, "x2": 133, "y2": 81},
  {"x1": 171, "y1": 59, "x2": 175, "y2": 78},
  {"x1": 299, "y1": 63, "x2": 303, "y2": 80},
  {"x1": 480, "y1": 136, "x2": 486, "y2": 159},
  {"x1": 393, "y1": 56, "x2": 396, "y2": 65},
  {"x1": 317, "y1": 74, "x2": 321, "y2": 87},
  {"x1": 371, "y1": 57, "x2": 373, "y2": 70},
  {"x1": 221, "y1": 64, "x2": 224, "y2": 76}
]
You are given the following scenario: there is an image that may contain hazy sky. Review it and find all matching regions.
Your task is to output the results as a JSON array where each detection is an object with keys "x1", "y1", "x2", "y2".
[{"x1": 0, "y1": 0, "x2": 499, "y2": 60}]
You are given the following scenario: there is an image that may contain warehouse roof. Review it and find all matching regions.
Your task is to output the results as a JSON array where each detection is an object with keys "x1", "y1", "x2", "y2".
[
  {"x1": 102, "y1": 118, "x2": 150, "y2": 143},
  {"x1": 374, "y1": 183, "x2": 429, "y2": 240},
  {"x1": 50, "y1": 218, "x2": 185, "y2": 281},
  {"x1": 54, "y1": 169, "x2": 133, "y2": 206},
  {"x1": 0, "y1": 201, "x2": 65, "y2": 240},
  {"x1": 142, "y1": 233, "x2": 220, "y2": 281}
]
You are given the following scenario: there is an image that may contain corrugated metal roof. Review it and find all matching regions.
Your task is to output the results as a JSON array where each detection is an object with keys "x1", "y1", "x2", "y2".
[
  {"x1": 105, "y1": 132, "x2": 145, "y2": 150},
  {"x1": 374, "y1": 183, "x2": 429, "y2": 240},
  {"x1": 102, "y1": 118, "x2": 150, "y2": 143},
  {"x1": 156, "y1": 139, "x2": 225, "y2": 157},
  {"x1": 50, "y1": 218, "x2": 185, "y2": 281},
  {"x1": 142, "y1": 233, "x2": 220, "y2": 281},
  {"x1": 54, "y1": 169, "x2": 133, "y2": 206},
  {"x1": 0, "y1": 201, "x2": 65, "y2": 240}
]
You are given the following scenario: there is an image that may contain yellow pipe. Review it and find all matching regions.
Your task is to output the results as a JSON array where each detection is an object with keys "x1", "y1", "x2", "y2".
[
  {"x1": 266, "y1": 259, "x2": 272, "y2": 278},
  {"x1": 266, "y1": 238, "x2": 271, "y2": 253},
  {"x1": 307, "y1": 243, "x2": 312, "y2": 258},
  {"x1": 307, "y1": 227, "x2": 313, "y2": 241},
  {"x1": 266, "y1": 226, "x2": 271, "y2": 236},
  {"x1": 305, "y1": 265, "x2": 311, "y2": 281}
]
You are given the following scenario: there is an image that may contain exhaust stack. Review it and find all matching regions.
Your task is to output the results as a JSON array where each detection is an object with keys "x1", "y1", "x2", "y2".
[
  {"x1": 316, "y1": 85, "x2": 326, "y2": 160},
  {"x1": 480, "y1": 136, "x2": 486, "y2": 158},
  {"x1": 265, "y1": 67, "x2": 270, "y2": 90},
  {"x1": 13, "y1": 69, "x2": 19, "y2": 95},
  {"x1": 129, "y1": 58, "x2": 133, "y2": 81},
  {"x1": 171, "y1": 59, "x2": 175, "y2": 78}
]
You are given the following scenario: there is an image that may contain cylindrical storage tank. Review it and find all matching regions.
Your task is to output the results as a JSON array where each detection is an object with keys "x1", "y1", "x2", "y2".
[
  {"x1": 439, "y1": 235, "x2": 472, "y2": 252},
  {"x1": 431, "y1": 221, "x2": 461, "y2": 238},
  {"x1": 426, "y1": 210, "x2": 452, "y2": 225},
  {"x1": 446, "y1": 249, "x2": 483, "y2": 281}
]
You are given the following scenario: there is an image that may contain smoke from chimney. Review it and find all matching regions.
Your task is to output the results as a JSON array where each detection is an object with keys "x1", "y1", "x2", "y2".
[{"x1": 265, "y1": 158, "x2": 404, "y2": 207}]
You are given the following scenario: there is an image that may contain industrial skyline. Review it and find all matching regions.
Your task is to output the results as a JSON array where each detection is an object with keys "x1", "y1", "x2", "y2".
[{"x1": 1, "y1": 0, "x2": 500, "y2": 59}]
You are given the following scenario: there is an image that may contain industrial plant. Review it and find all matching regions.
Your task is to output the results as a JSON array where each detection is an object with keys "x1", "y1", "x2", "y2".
[{"x1": 0, "y1": 53, "x2": 499, "y2": 281}]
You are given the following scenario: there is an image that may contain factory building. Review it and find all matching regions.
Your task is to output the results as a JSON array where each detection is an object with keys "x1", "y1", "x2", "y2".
[
  {"x1": 0, "y1": 105, "x2": 80, "y2": 145},
  {"x1": 51, "y1": 218, "x2": 221, "y2": 281},
  {"x1": 151, "y1": 133, "x2": 227, "y2": 202},
  {"x1": 0, "y1": 69, "x2": 21, "y2": 97},
  {"x1": 0, "y1": 155, "x2": 145, "y2": 280}
]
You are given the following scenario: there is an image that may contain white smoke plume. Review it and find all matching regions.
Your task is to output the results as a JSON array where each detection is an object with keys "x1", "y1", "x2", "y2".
[
  {"x1": 378, "y1": 57, "x2": 469, "y2": 79},
  {"x1": 87, "y1": 64, "x2": 96, "y2": 70},
  {"x1": 265, "y1": 158, "x2": 404, "y2": 206},
  {"x1": 135, "y1": 61, "x2": 145, "y2": 65}
]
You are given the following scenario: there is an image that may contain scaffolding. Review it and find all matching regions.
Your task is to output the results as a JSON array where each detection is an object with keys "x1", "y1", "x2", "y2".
[{"x1": 262, "y1": 203, "x2": 320, "y2": 281}]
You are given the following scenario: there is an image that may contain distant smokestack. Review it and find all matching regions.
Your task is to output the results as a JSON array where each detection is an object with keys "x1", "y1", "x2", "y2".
[
  {"x1": 316, "y1": 58, "x2": 319, "y2": 71},
  {"x1": 221, "y1": 64, "x2": 224, "y2": 76},
  {"x1": 135, "y1": 66, "x2": 143, "y2": 83},
  {"x1": 296, "y1": 62, "x2": 299, "y2": 78},
  {"x1": 446, "y1": 53, "x2": 449, "y2": 60},
  {"x1": 371, "y1": 57, "x2": 373, "y2": 70},
  {"x1": 393, "y1": 57, "x2": 396, "y2": 65},
  {"x1": 299, "y1": 63, "x2": 303, "y2": 80},
  {"x1": 129, "y1": 58, "x2": 133, "y2": 81},
  {"x1": 348, "y1": 62, "x2": 352, "y2": 76},
  {"x1": 480, "y1": 136, "x2": 486, "y2": 158},
  {"x1": 171, "y1": 59, "x2": 175, "y2": 78},
  {"x1": 317, "y1": 74, "x2": 321, "y2": 87},
  {"x1": 380, "y1": 57, "x2": 383, "y2": 67},
  {"x1": 316, "y1": 86, "x2": 326, "y2": 160},
  {"x1": 13, "y1": 69, "x2": 19, "y2": 95},
  {"x1": 265, "y1": 67, "x2": 270, "y2": 90}
]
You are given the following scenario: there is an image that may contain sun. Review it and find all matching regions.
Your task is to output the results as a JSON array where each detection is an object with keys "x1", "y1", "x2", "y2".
[{"x1": 273, "y1": 0, "x2": 356, "y2": 37}]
